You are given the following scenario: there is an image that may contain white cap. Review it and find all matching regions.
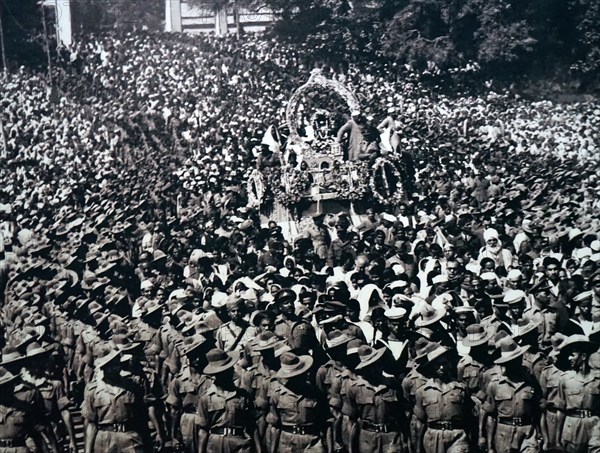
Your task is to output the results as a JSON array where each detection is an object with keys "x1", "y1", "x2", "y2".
[
  {"x1": 384, "y1": 307, "x2": 407, "y2": 320},
  {"x1": 507, "y1": 269, "x2": 523, "y2": 281},
  {"x1": 483, "y1": 228, "x2": 499, "y2": 242},
  {"x1": 382, "y1": 213, "x2": 396, "y2": 223}
]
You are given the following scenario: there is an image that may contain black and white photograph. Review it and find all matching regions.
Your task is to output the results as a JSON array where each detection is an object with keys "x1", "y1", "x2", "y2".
[{"x1": 0, "y1": 0, "x2": 599, "y2": 452}]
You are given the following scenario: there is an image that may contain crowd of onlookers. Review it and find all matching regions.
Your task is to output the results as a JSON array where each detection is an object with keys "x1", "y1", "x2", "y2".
[{"x1": 0, "y1": 31, "x2": 599, "y2": 453}]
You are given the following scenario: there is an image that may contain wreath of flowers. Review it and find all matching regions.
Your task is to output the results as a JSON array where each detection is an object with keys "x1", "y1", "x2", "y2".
[
  {"x1": 270, "y1": 166, "x2": 313, "y2": 207},
  {"x1": 370, "y1": 157, "x2": 405, "y2": 206},
  {"x1": 327, "y1": 161, "x2": 370, "y2": 201},
  {"x1": 246, "y1": 170, "x2": 265, "y2": 208}
]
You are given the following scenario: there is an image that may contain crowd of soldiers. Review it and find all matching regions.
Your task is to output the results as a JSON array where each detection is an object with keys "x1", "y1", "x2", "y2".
[{"x1": 1, "y1": 31, "x2": 600, "y2": 453}]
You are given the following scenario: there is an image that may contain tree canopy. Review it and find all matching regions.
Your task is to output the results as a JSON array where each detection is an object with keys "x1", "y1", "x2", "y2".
[{"x1": 264, "y1": 0, "x2": 600, "y2": 88}]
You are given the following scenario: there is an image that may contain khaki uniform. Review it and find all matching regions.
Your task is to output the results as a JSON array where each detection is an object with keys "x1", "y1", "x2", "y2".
[
  {"x1": 483, "y1": 375, "x2": 541, "y2": 453},
  {"x1": 457, "y1": 354, "x2": 484, "y2": 394},
  {"x1": 197, "y1": 384, "x2": 254, "y2": 453},
  {"x1": 334, "y1": 368, "x2": 359, "y2": 450},
  {"x1": 315, "y1": 360, "x2": 345, "y2": 450},
  {"x1": 269, "y1": 384, "x2": 327, "y2": 453},
  {"x1": 521, "y1": 351, "x2": 547, "y2": 383},
  {"x1": 0, "y1": 383, "x2": 47, "y2": 453},
  {"x1": 166, "y1": 369, "x2": 212, "y2": 453},
  {"x1": 556, "y1": 370, "x2": 600, "y2": 453},
  {"x1": 538, "y1": 364, "x2": 563, "y2": 448},
  {"x1": 82, "y1": 378, "x2": 151, "y2": 453},
  {"x1": 402, "y1": 367, "x2": 429, "y2": 453},
  {"x1": 414, "y1": 379, "x2": 471, "y2": 453},
  {"x1": 346, "y1": 376, "x2": 403, "y2": 453},
  {"x1": 240, "y1": 361, "x2": 274, "y2": 443},
  {"x1": 215, "y1": 321, "x2": 257, "y2": 353}
]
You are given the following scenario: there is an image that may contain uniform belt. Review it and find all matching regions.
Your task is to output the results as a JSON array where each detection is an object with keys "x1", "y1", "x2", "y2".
[
  {"x1": 545, "y1": 406, "x2": 558, "y2": 414},
  {"x1": 209, "y1": 427, "x2": 245, "y2": 437},
  {"x1": 566, "y1": 409, "x2": 599, "y2": 418},
  {"x1": 0, "y1": 438, "x2": 26, "y2": 448},
  {"x1": 498, "y1": 417, "x2": 533, "y2": 426},
  {"x1": 280, "y1": 424, "x2": 320, "y2": 435},
  {"x1": 182, "y1": 407, "x2": 196, "y2": 414},
  {"x1": 360, "y1": 420, "x2": 398, "y2": 433},
  {"x1": 98, "y1": 423, "x2": 136, "y2": 433},
  {"x1": 428, "y1": 420, "x2": 464, "y2": 431}
]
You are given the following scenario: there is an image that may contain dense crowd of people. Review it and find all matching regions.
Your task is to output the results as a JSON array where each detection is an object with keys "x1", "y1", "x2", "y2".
[{"x1": 0, "y1": 31, "x2": 599, "y2": 453}]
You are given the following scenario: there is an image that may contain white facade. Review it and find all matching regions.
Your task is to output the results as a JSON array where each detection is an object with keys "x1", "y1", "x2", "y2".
[
  {"x1": 167, "y1": 0, "x2": 274, "y2": 35},
  {"x1": 42, "y1": 0, "x2": 72, "y2": 46}
]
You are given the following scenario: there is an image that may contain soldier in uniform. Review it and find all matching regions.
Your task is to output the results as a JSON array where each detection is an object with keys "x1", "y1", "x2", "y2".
[
  {"x1": 20, "y1": 342, "x2": 77, "y2": 453},
  {"x1": 134, "y1": 301, "x2": 163, "y2": 374},
  {"x1": 119, "y1": 341, "x2": 166, "y2": 451},
  {"x1": 240, "y1": 331, "x2": 283, "y2": 450},
  {"x1": 483, "y1": 336, "x2": 542, "y2": 453},
  {"x1": 315, "y1": 330, "x2": 352, "y2": 453},
  {"x1": 539, "y1": 333, "x2": 565, "y2": 451},
  {"x1": 0, "y1": 366, "x2": 57, "y2": 453},
  {"x1": 166, "y1": 337, "x2": 213, "y2": 453},
  {"x1": 273, "y1": 289, "x2": 301, "y2": 339},
  {"x1": 403, "y1": 338, "x2": 437, "y2": 453},
  {"x1": 215, "y1": 297, "x2": 257, "y2": 354},
  {"x1": 198, "y1": 348, "x2": 259, "y2": 453},
  {"x1": 83, "y1": 350, "x2": 153, "y2": 453},
  {"x1": 414, "y1": 345, "x2": 472, "y2": 453},
  {"x1": 513, "y1": 318, "x2": 548, "y2": 382},
  {"x1": 457, "y1": 324, "x2": 491, "y2": 447},
  {"x1": 331, "y1": 337, "x2": 363, "y2": 453},
  {"x1": 346, "y1": 345, "x2": 404, "y2": 453},
  {"x1": 269, "y1": 352, "x2": 328, "y2": 453},
  {"x1": 555, "y1": 334, "x2": 600, "y2": 453}
]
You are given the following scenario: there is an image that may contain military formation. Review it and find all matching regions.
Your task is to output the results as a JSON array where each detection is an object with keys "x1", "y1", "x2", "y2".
[{"x1": 0, "y1": 205, "x2": 599, "y2": 453}]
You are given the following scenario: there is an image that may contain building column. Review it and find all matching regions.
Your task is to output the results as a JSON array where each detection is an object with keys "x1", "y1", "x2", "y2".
[
  {"x1": 214, "y1": 5, "x2": 228, "y2": 36},
  {"x1": 165, "y1": 0, "x2": 182, "y2": 32}
]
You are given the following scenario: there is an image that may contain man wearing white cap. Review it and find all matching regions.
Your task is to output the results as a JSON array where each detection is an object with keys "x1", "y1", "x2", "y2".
[{"x1": 478, "y1": 228, "x2": 514, "y2": 270}]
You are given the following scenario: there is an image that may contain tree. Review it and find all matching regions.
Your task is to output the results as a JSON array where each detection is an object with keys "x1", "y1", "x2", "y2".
[{"x1": 0, "y1": 0, "x2": 46, "y2": 71}]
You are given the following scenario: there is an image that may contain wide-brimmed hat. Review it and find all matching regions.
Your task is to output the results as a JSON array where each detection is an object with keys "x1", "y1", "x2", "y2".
[
  {"x1": 96, "y1": 262, "x2": 116, "y2": 277},
  {"x1": 548, "y1": 333, "x2": 566, "y2": 358},
  {"x1": 346, "y1": 338, "x2": 364, "y2": 356},
  {"x1": 253, "y1": 331, "x2": 281, "y2": 351},
  {"x1": 96, "y1": 350, "x2": 121, "y2": 369},
  {"x1": 142, "y1": 302, "x2": 163, "y2": 319},
  {"x1": 182, "y1": 337, "x2": 209, "y2": 358},
  {"x1": 559, "y1": 334, "x2": 598, "y2": 355},
  {"x1": 0, "y1": 368, "x2": 18, "y2": 387},
  {"x1": 203, "y1": 348, "x2": 239, "y2": 375},
  {"x1": 513, "y1": 319, "x2": 541, "y2": 339},
  {"x1": 326, "y1": 330, "x2": 353, "y2": 350},
  {"x1": 355, "y1": 345, "x2": 386, "y2": 370},
  {"x1": 494, "y1": 337, "x2": 529, "y2": 364},
  {"x1": 415, "y1": 306, "x2": 446, "y2": 327},
  {"x1": 0, "y1": 346, "x2": 27, "y2": 366},
  {"x1": 24, "y1": 342, "x2": 51, "y2": 360},
  {"x1": 273, "y1": 341, "x2": 292, "y2": 358},
  {"x1": 462, "y1": 324, "x2": 491, "y2": 347},
  {"x1": 276, "y1": 352, "x2": 313, "y2": 378},
  {"x1": 417, "y1": 345, "x2": 453, "y2": 372}
]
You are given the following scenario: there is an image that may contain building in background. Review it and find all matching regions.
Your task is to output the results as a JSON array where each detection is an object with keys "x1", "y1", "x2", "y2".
[{"x1": 166, "y1": 0, "x2": 274, "y2": 35}]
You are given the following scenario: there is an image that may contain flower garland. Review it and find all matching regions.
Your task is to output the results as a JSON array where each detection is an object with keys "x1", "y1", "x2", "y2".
[
  {"x1": 246, "y1": 169, "x2": 265, "y2": 208},
  {"x1": 370, "y1": 157, "x2": 405, "y2": 206},
  {"x1": 270, "y1": 166, "x2": 313, "y2": 207}
]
